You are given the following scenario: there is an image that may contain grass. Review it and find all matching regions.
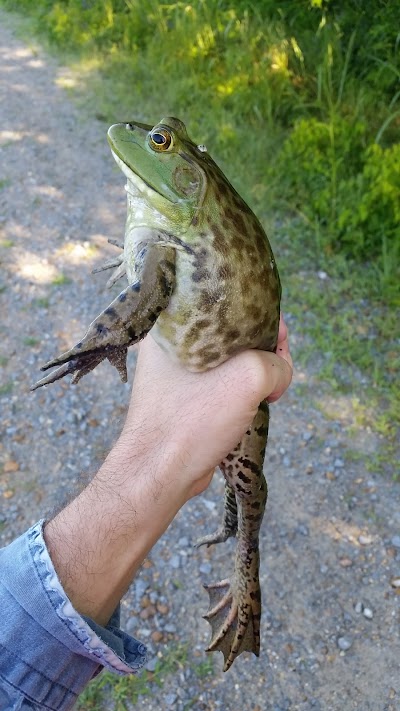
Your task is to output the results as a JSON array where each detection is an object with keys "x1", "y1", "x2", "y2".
[
  {"x1": 23, "y1": 336, "x2": 40, "y2": 347},
  {"x1": 51, "y1": 272, "x2": 72, "y2": 286},
  {"x1": 0, "y1": 382, "x2": 13, "y2": 396},
  {"x1": 77, "y1": 643, "x2": 188, "y2": 710}
]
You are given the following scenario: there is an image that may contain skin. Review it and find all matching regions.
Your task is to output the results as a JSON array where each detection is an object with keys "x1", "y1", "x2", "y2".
[
  {"x1": 44, "y1": 326, "x2": 292, "y2": 633},
  {"x1": 33, "y1": 117, "x2": 283, "y2": 670}
]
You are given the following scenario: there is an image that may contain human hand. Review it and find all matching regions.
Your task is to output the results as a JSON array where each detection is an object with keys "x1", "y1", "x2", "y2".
[
  {"x1": 117, "y1": 314, "x2": 293, "y2": 498},
  {"x1": 45, "y1": 315, "x2": 292, "y2": 624}
]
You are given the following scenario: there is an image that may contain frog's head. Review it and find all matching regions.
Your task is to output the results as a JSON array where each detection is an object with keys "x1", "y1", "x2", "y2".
[{"x1": 107, "y1": 118, "x2": 208, "y2": 229}]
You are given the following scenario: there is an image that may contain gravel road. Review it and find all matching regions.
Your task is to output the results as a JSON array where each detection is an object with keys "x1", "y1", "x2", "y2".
[{"x1": 0, "y1": 12, "x2": 399, "y2": 711}]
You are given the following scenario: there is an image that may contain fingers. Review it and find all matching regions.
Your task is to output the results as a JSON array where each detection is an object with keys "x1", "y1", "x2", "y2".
[{"x1": 275, "y1": 313, "x2": 293, "y2": 372}]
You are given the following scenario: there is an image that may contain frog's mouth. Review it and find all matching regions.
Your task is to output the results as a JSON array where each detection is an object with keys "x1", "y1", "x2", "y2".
[{"x1": 111, "y1": 150, "x2": 167, "y2": 201}]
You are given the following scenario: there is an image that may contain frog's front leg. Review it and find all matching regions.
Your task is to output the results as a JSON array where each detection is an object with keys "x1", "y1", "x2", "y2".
[
  {"x1": 203, "y1": 401, "x2": 269, "y2": 671},
  {"x1": 31, "y1": 246, "x2": 176, "y2": 390}
]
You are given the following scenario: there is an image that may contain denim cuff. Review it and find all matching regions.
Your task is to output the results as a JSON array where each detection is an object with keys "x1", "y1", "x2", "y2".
[{"x1": 0, "y1": 520, "x2": 147, "y2": 710}]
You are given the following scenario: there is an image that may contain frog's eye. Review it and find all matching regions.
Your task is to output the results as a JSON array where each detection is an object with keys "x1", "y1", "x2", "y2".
[{"x1": 149, "y1": 128, "x2": 173, "y2": 151}]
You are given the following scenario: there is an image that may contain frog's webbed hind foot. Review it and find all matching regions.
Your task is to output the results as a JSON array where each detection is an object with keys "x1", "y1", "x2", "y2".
[
  {"x1": 195, "y1": 483, "x2": 238, "y2": 548},
  {"x1": 203, "y1": 565, "x2": 261, "y2": 672},
  {"x1": 195, "y1": 526, "x2": 236, "y2": 548},
  {"x1": 31, "y1": 246, "x2": 175, "y2": 391}
]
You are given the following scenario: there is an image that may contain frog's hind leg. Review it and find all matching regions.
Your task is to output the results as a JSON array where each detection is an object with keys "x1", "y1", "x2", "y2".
[
  {"x1": 202, "y1": 402, "x2": 269, "y2": 671},
  {"x1": 31, "y1": 246, "x2": 176, "y2": 390},
  {"x1": 195, "y1": 483, "x2": 237, "y2": 547}
]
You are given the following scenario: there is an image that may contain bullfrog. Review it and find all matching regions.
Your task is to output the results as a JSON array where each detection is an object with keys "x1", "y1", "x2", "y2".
[{"x1": 32, "y1": 118, "x2": 281, "y2": 671}]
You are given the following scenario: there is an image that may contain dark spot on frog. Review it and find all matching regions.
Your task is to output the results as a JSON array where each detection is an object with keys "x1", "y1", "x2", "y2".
[
  {"x1": 225, "y1": 328, "x2": 240, "y2": 341},
  {"x1": 218, "y1": 264, "x2": 233, "y2": 279},
  {"x1": 118, "y1": 292, "x2": 127, "y2": 302},
  {"x1": 76, "y1": 342, "x2": 83, "y2": 349},
  {"x1": 131, "y1": 283, "x2": 141, "y2": 292},
  {"x1": 196, "y1": 318, "x2": 211, "y2": 329},
  {"x1": 246, "y1": 304, "x2": 262, "y2": 321},
  {"x1": 161, "y1": 259, "x2": 176, "y2": 275},
  {"x1": 147, "y1": 311, "x2": 159, "y2": 325},
  {"x1": 192, "y1": 268, "x2": 211, "y2": 282},
  {"x1": 104, "y1": 307, "x2": 117, "y2": 320},
  {"x1": 237, "y1": 471, "x2": 251, "y2": 484},
  {"x1": 197, "y1": 287, "x2": 224, "y2": 310},
  {"x1": 232, "y1": 212, "x2": 246, "y2": 233},
  {"x1": 96, "y1": 323, "x2": 108, "y2": 336},
  {"x1": 199, "y1": 350, "x2": 221, "y2": 364}
]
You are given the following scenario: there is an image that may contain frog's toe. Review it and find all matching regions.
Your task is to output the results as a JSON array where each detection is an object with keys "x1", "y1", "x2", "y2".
[{"x1": 195, "y1": 527, "x2": 236, "y2": 548}]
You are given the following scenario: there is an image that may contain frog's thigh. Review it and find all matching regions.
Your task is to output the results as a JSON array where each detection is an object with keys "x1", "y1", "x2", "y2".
[{"x1": 220, "y1": 402, "x2": 269, "y2": 538}]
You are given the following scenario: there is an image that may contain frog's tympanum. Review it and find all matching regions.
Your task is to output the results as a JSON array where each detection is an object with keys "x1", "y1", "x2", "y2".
[{"x1": 32, "y1": 118, "x2": 281, "y2": 671}]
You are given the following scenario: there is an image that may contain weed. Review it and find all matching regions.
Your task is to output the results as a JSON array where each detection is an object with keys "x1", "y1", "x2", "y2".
[
  {"x1": 23, "y1": 337, "x2": 40, "y2": 347},
  {"x1": 0, "y1": 239, "x2": 14, "y2": 247},
  {"x1": 51, "y1": 273, "x2": 72, "y2": 286},
  {"x1": 77, "y1": 643, "x2": 188, "y2": 710},
  {"x1": 33, "y1": 297, "x2": 50, "y2": 308},
  {"x1": 0, "y1": 382, "x2": 13, "y2": 396}
]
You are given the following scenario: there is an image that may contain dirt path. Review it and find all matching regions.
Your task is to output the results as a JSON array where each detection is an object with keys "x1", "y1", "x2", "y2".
[{"x1": 0, "y1": 11, "x2": 399, "y2": 711}]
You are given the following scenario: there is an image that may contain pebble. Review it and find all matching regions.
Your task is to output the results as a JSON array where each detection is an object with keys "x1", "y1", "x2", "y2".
[
  {"x1": 354, "y1": 601, "x2": 364, "y2": 614},
  {"x1": 297, "y1": 524, "x2": 309, "y2": 537},
  {"x1": 283, "y1": 456, "x2": 291, "y2": 467},
  {"x1": 165, "y1": 693, "x2": 178, "y2": 706},
  {"x1": 178, "y1": 536, "x2": 189, "y2": 547},
  {"x1": 145, "y1": 656, "x2": 159, "y2": 672},
  {"x1": 164, "y1": 623, "x2": 177, "y2": 634},
  {"x1": 363, "y1": 608, "x2": 373, "y2": 620},
  {"x1": 337, "y1": 636, "x2": 353, "y2": 651},
  {"x1": 199, "y1": 562, "x2": 212, "y2": 574},
  {"x1": 125, "y1": 616, "x2": 140, "y2": 634},
  {"x1": 134, "y1": 580, "x2": 148, "y2": 601},
  {"x1": 334, "y1": 458, "x2": 345, "y2": 468},
  {"x1": 391, "y1": 535, "x2": 400, "y2": 548},
  {"x1": 170, "y1": 554, "x2": 181, "y2": 569},
  {"x1": 203, "y1": 499, "x2": 216, "y2": 511},
  {"x1": 359, "y1": 534, "x2": 373, "y2": 546},
  {"x1": 303, "y1": 431, "x2": 313, "y2": 442}
]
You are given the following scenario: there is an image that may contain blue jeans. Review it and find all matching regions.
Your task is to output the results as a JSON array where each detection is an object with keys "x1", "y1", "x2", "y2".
[{"x1": 0, "y1": 521, "x2": 147, "y2": 710}]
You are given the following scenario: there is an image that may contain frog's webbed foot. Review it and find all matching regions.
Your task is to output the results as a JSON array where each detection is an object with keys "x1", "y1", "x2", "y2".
[
  {"x1": 203, "y1": 548, "x2": 261, "y2": 672},
  {"x1": 31, "y1": 246, "x2": 175, "y2": 391}
]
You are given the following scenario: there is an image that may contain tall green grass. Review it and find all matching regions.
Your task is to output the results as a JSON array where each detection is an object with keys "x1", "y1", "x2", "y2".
[{"x1": 3, "y1": 0, "x2": 398, "y2": 288}]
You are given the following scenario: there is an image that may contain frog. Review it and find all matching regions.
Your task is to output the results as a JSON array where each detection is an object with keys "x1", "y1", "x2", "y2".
[{"x1": 32, "y1": 117, "x2": 281, "y2": 672}]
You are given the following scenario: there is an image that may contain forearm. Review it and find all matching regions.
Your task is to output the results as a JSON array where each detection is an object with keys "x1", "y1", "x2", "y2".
[{"x1": 44, "y1": 438, "x2": 190, "y2": 626}]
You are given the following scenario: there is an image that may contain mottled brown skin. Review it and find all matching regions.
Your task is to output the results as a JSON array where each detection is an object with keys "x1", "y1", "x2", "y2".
[{"x1": 32, "y1": 118, "x2": 281, "y2": 672}]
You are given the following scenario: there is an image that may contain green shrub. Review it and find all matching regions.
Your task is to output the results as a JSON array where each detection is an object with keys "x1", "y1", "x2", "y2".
[{"x1": 278, "y1": 117, "x2": 400, "y2": 268}]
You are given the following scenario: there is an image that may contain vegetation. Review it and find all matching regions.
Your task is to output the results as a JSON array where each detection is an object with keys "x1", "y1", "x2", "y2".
[{"x1": 1, "y1": 2, "x2": 398, "y2": 454}]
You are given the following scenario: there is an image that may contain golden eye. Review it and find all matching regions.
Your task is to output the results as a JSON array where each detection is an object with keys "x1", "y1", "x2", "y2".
[{"x1": 149, "y1": 128, "x2": 172, "y2": 151}]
